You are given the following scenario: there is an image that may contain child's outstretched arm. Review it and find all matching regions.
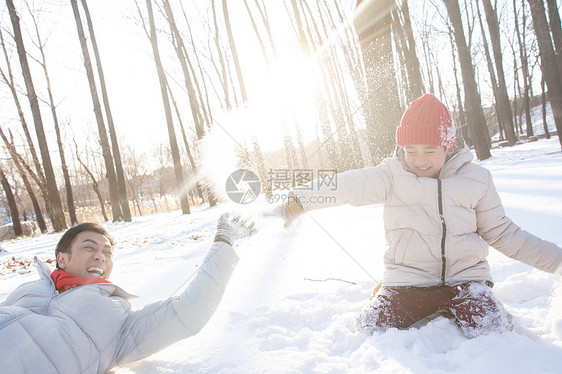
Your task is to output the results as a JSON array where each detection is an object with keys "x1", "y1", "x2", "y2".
[
  {"x1": 476, "y1": 170, "x2": 562, "y2": 273},
  {"x1": 272, "y1": 163, "x2": 393, "y2": 226}
]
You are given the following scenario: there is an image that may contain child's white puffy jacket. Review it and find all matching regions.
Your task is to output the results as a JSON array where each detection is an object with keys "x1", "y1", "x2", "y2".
[
  {"x1": 296, "y1": 142, "x2": 562, "y2": 287},
  {"x1": 0, "y1": 242, "x2": 238, "y2": 373}
]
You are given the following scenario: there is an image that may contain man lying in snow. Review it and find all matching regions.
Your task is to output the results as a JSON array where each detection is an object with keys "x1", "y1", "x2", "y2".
[
  {"x1": 275, "y1": 93, "x2": 562, "y2": 338},
  {"x1": 0, "y1": 214, "x2": 255, "y2": 373}
]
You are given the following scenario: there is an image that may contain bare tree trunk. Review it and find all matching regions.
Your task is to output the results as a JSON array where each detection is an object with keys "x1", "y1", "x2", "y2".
[
  {"x1": 6, "y1": 0, "x2": 67, "y2": 231},
  {"x1": 512, "y1": 54, "x2": 520, "y2": 138},
  {"x1": 254, "y1": 0, "x2": 278, "y2": 59},
  {"x1": 514, "y1": 0, "x2": 533, "y2": 138},
  {"x1": 184, "y1": 52, "x2": 210, "y2": 129},
  {"x1": 354, "y1": 0, "x2": 403, "y2": 161},
  {"x1": 389, "y1": 9, "x2": 407, "y2": 103},
  {"x1": 527, "y1": 0, "x2": 562, "y2": 149},
  {"x1": 0, "y1": 128, "x2": 47, "y2": 233},
  {"x1": 81, "y1": 0, "x2": 131, "y2": 222},
  {"x1": 243, "y1": 0, "x2": 270, "y2": 65},
  {"x1": 174, "y1": 1, "x2": 217, "y2": 207},
  {"x1": 295, "y1": 0, "x2": 350, "y2": 168},
  {"x1": 443, "y1": 0, "x2": 491, "y2": 159},
  {"x1": 162, "y1": 0, "x2": 205, "y2": 139},
  {"x1": 211, "y1": 0, "x2": 231, "y2": 108},
  {"x1": 320, "y1": 0, "x2": 367, "y2": 120},
  {"x1": 0, "y1": 164, "x2": 22, "y2": 236},
  {"x1": 396, "y1": 0, "x2": 424, "y2": 101},
  {"x1": 541, "y1": 76, "x2": 551, "y2": 138},
  {"x1": 475, "y1": 0, "x2": 503, "y2": 140},
  {"x1": 463, "y1": 0, "x2": 476, "y2": 51},
  {"x1": 446, "y1": 25, "x2": 469, "y2": 145},
  {"x1": 222, "y1": 0, "x2": 248, "y2": 103},
  {"x1": 433, "y1": 53, "x2": 447, "y2": 101},
  {"x1": 421, "y1": 28, "x2": 435, "y2": 94},
  {"x1": 0, "y1": 27, "x2": 47, "y2": 195},
  {"x1": 28, "y1": 8, "x2": 78, "y2": 225},
  {"x1": 545, "y1": 0, "x2": 562, "y2": 75},
  {"x1": 317, "y1": 21, "x2": 363, "y2": 167},
  {"x1": 2, "y1": 130, "x2": 45, "y2": 202},
  {"x1": 299, "y1": 0, "x2": 321, "y2": 50},
  {"x1": 167, "y1": 84, "x2": 205, "y2": 203},
  {"x1": 290, "y1": 0, "x2": 311, "y2": 56},
  {"x1": 315, "y1": 43, "x2": 356, "y2": 169},
  {"x1": 75, "y1": 142, "x2": 109, "y2": 222},
  {"x1": 182, "y1": 16, "x2": 212, "y2": 128},
  {"x1": 226, "y1": 53, "x2": 241, "y2": 108},
  {"x1": 70, "y1": 0, "x2": 122, "y2": 221},
  {"x1": 481, "y1": 0, "x2": 516, "y2": 145},
  {"x1": 145, "y1": 0, "x2": 190, "y2": 214},
  {"x1": 0, "y1": 26, "x2": 52, "y2": 221},
  {"x1": 13, "y1": 161, "x2": 46, "y2": 233}
]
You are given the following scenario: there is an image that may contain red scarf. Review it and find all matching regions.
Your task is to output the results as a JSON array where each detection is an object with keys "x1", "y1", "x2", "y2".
[{"x1": 50, "y1": 269, "x2": 111, "y2": 293}]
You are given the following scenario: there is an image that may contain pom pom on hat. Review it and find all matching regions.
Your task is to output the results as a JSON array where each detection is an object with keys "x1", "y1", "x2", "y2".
[{"x1": 396, "y1": 93, "x2": 456, "y2": 149}]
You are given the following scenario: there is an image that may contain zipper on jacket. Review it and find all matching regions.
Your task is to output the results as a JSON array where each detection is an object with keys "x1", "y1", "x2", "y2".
[
  {"x1": 42, "y1": 277, "x2": 59, "y2": 315},
  {"x1": 43, "y1": 290, "x2": 56, "y2": 315},
  {"x1": 438, "y1": 178, "x2": 447, "y2": 286}
]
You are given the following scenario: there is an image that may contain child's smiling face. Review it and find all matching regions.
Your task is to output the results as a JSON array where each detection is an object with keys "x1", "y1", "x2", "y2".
[{"x1": 403, "y1": 144, "x2": 454, "y2": 178}]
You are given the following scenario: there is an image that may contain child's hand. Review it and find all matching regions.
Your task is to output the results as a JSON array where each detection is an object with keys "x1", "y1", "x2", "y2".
[{"x1": 263, "y1": 192, "x2": 304, "y2": 228}]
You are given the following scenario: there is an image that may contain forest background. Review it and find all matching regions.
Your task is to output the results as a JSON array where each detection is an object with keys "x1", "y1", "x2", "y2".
[{"x1": 0, "y1": 0, "x2": 560, "y2": 236}]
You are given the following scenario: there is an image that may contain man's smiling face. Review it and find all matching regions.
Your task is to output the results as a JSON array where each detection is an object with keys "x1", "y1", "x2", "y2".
[{"x1": 56, "y1": 231, "x2": 114, "y2": 279}]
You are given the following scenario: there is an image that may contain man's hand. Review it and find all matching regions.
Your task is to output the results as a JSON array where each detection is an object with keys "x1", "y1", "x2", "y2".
[{"x1": 214, "y1": 213, "x2": 257, "y2": 246}]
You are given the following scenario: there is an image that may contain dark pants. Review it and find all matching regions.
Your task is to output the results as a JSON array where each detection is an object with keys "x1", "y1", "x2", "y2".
[{"x1": 357, "y1": 282, "x2": 514, "y2": 338}]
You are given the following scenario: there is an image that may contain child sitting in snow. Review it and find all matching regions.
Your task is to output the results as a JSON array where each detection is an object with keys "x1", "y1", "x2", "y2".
[{"x1": 276, "y1": 93, "x2": 562, "y2": 337}]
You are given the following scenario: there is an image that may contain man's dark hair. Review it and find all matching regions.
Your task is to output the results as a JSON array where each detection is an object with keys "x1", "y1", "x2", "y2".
[{"x1": 55, "y1": 223, "x2": 115, "y2": 269}]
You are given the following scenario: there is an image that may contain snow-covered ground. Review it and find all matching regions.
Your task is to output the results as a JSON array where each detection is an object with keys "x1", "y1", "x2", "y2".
[{"x1": 1, "y1": 135, "x2": 562, "y2": 373}]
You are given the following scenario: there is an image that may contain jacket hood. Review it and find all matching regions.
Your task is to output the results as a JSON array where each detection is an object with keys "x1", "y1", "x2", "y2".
[
  {"x1": 394, "y1": 136, "x2": 473, "y2": 178},
  {"x1": 34, "y1": 256, "x2": 137, "y2": 299}
]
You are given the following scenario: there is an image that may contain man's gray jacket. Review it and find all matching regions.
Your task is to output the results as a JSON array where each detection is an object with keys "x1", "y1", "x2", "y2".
[{"x1": 0, "y1": 242, "x2": 238, "y2": 373}]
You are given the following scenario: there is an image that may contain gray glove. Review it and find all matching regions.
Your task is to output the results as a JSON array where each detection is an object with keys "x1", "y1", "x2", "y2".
[{"x1": 214, "y1": 213, "x2": 257, "y2": 246}]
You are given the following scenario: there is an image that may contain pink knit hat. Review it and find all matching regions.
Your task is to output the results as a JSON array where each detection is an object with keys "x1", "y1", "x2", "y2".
[{"x1": 396, "y1": 93, "x2": 456, "y2": 149}]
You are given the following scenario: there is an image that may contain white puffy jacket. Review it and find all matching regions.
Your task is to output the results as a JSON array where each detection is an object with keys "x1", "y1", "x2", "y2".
[
  {"x1": 295, "y1": 141, "x2": 562, "y2": 287},
  {"x1": 0, "y1": 241, "x2": 238, "y2": 373}
]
